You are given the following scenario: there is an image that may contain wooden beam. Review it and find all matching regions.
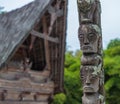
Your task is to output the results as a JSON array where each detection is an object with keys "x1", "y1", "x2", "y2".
[
  {"x1": 42, "y1": 16, "x2": 51, "y2": 71},
  {"x1": 30, "y1": 30, "x2": 59, "y2": 44},
  {"x1": 47, "y1": 1, "x2": 63, "y2": 35},
  {"x1": 48, "y1": 6, "x2": 63, "y2": 17}
]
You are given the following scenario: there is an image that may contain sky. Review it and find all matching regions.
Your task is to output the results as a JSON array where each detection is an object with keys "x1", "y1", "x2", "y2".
[{"x1": 0, "y1": 0, "x2": 120, "y2": 51}]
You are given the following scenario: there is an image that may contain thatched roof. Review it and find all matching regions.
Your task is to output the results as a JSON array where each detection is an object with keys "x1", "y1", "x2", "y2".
[{"x1": 0, "y1": 0, "x2": 53, "y2": 68}]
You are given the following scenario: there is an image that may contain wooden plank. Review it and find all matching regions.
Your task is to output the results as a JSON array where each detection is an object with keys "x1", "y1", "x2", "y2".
[
  {"x1": 0, "y1": 101, "x2": 48, "y2": 104},
  {"x1": 31, "y1": 30, "x2": 59, "y2": 44},
  {"x1": 0, "y1": 87, "x2": 53, "y2": 94}
]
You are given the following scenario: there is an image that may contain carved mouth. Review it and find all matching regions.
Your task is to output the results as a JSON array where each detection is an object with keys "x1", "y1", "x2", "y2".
[
  {"x1": 82, "y1": 18, "x2": 91, "y2": 22},
  {"x1": 83, "y1": 86, "x2": 94, "y2": 93},
  {"x1": 82, "y1": 46, "x2": 93, "y2": 51}
]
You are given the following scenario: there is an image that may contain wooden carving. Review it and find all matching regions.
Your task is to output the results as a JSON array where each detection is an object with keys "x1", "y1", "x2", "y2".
[
  {"x1": 77, "y1": 0, "x2": 105, "y2": 104},
  {"x1": 77, "y1": 0, "x2": 101, "y2": 26},
  {"x1": 78, "y1": 24, "x2": 102, "y2": 54}
]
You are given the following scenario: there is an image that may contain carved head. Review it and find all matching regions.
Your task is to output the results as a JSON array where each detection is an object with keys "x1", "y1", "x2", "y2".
[
  {"x1": 77, "y1": 0, "x2": 94, "y2": 13},
  {"x1": 78, "y1": 24, "x2": 102, "y2": 54},
  {"x1": 80, "y1": 65, "x2": 102, "y2": 93}
]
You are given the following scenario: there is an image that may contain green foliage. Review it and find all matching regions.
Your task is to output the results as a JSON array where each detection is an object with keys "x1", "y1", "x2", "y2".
[
  {"x1": 105, "y1": 46, "x2": 120, "y2": 57},
  {"x1": 104, "y1": 38, "x2": 120, "y2": 104},
  {"x1": 64, "y1": 50, "x2": 82, "y2": 104},
  {"x1": 107, "y1": 38, "x2": 120, "y2": 49},
  {"x1": 52, "y1": 93, "x2": 66, "y2": 104}
]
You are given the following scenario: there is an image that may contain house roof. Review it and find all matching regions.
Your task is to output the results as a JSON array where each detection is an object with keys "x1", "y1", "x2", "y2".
[{"x1": 0, "y1": 0, "x2": 53, "y2": 68}]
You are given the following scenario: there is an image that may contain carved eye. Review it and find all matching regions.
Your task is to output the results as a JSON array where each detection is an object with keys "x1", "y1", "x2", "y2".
[
  {"x1": 77, "y1": 0, "x2": 82, "y2": 3},
  {"x1": 80, "y1": 71, "x2": 86, "y2": 80},
  {"x1": 90, "y1": 75, "x2": 98, "y2": 80},
  {"x1": 89, "y1": 33, "x2": 94, "y2": 38},
  {"x1": 88, "y1": 33, "x2": 97, "y2": 43},
  {"x1": 79, "y1": 34, "x2": 84, "y2": 40},
  {"x1": 81, "y1": 76, "x2": 86, "y2": 83}
]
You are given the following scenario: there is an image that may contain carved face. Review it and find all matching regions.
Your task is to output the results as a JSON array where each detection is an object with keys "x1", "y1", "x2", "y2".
[
  {"x1": 80, "y1": 66, "x2": 100, "y2": 93},
  {"x1": 78, "y1": 24, "x2": 101, "y2": 54}
]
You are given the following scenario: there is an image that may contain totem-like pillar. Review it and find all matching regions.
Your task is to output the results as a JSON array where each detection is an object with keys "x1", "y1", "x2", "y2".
[{"x1": 77, "y1": 0, "x2": 105, "y2": 104}]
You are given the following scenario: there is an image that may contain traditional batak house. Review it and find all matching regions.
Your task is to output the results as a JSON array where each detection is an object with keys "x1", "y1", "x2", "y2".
[{"x1": 0, "y1": 0, "x2": 68, "y2": 103}]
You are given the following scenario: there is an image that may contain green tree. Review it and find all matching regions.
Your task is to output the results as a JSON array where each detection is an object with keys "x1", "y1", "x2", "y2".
[
  {"x1": 64, "y1": 50, "x2": 82, "y2": 104},
  {"x1": 52, "y1": 93, "x2": 66, "y2": 104},
  {"x1": 104, "y1": 38, "x2": 120, "y2": 104},
  {"x1": 107, "y1": 38, "x2": 120, "y2": 49}
]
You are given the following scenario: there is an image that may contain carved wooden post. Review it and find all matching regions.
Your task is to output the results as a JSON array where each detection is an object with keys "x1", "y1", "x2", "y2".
[{"x1": 77, "y1": 0, "x2": 105, "y2": 104}]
